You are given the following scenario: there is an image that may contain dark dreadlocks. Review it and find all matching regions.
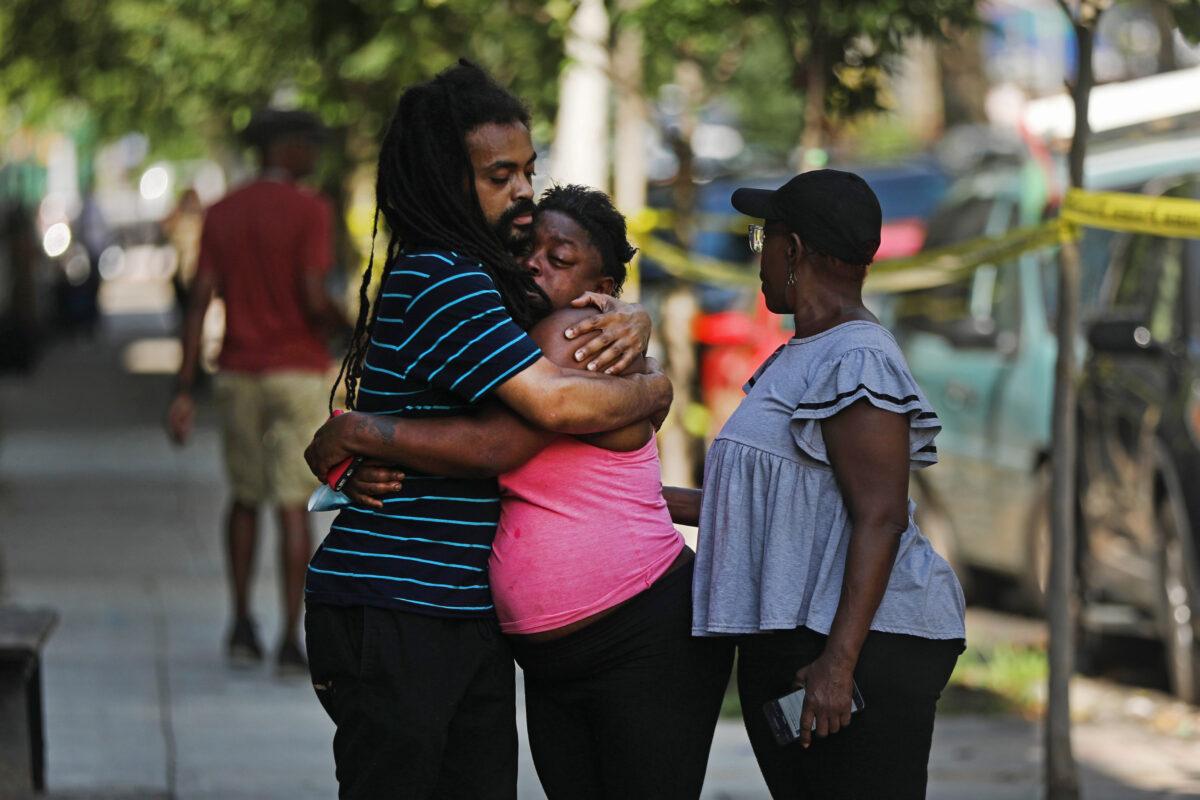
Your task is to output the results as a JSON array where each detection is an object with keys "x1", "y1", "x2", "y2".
[{"x1": 331, "y1": 59, "x2": 551, "y2": 413}]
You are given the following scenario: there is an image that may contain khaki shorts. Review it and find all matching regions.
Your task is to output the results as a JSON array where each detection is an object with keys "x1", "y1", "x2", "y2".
[{"x1": 214, "y1": 371, "x2": 330, "y2": 506}]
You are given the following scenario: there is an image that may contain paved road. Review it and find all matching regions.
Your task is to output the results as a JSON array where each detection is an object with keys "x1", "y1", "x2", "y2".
[{"x1": 1, "y1": 314, "x2": 1196, "y2": 799}]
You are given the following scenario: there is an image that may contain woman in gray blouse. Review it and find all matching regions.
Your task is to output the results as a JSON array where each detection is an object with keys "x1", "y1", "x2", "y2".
[{"x1": 666, "y1": 170, "x2": 965, "y2": 799}]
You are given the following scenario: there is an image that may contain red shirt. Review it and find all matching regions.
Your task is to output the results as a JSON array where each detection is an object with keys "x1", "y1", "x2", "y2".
[{"x1": 197, "y1": 177, "x2": 333, "y2": 373}]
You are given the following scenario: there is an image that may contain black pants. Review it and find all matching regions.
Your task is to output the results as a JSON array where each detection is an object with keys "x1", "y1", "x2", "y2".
[
  {"x1": 510, "y1": 560, "x2": 735, "y2": 799},
  {"x1": 305, "y1": 603, "x2": 517, "y2": 800},
  {"x1": 736, "y1": 627, "x2": 964, "y2": 800}
]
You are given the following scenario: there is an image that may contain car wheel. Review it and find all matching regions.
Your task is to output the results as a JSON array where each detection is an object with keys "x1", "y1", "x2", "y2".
[{"x1": 1156, "y1": 485, "x2": 1200, "y2": 703}]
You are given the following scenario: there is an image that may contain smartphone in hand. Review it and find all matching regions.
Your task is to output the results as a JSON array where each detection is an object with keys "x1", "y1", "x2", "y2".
[{"x1": 763, "y1": 681, "x2": 865, "y2": 746}]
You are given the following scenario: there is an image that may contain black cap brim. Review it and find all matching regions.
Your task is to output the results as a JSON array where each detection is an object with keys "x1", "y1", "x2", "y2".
[{"x1": 730, "y1": 188, "x2": 779, "y2": 220}]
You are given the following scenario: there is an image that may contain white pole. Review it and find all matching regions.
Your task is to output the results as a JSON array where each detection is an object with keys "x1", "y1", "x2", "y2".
[{"x1": 550, "y1": 0, "x2": 611, "y2": 191}]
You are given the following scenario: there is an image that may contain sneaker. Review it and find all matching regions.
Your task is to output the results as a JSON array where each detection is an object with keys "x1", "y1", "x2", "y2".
[
  {"x1": 227, "y1": 617, "x2": 263, "y2": 668},
  {"x1": 276, "y1": 639, "x2": 309, "y2": 678}
]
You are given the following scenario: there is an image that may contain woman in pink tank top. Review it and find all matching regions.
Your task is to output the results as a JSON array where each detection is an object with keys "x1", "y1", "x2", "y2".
[
  {"x1": 330, "y1": 187, "x2": 733, "y2": 798},
  {"x1": 494, "y1": 187, "x2": 731, "y2": 798}
]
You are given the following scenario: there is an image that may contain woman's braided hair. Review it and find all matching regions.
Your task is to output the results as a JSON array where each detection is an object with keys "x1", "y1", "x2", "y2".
[{"x1": 330, "y1": 59, "x2": 551, "y2": 413}]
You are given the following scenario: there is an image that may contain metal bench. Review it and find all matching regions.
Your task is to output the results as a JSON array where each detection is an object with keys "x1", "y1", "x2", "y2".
[{"x1": 0, "y1": 606, "x2": 57, "y2": 797}]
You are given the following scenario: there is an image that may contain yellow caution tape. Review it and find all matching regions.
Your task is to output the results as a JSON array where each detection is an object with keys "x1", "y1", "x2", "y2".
[
  {"x1": 865, "y1": 221, "x2": 1065, "y2": 294},
  {"x1": 632, "y1": 208, "x2": 756, "y2": 237},
  {"x1": 633, "y1": 234, "x2": 758, "y2": 287},
  {"x1": 1062, "y1": 188, "x2": 1200, "y2": 239},
  {"x1": 630, "y1": 188, "x2": 1200, "y2": 295}
]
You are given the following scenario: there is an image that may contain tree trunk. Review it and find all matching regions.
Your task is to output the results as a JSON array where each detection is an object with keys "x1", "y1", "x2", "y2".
[
  {"x1": 798, "y1": 0, "x2": 827, "y2": 169},
  {"x1": 668, "y1": 58, "x2": 704, "y2": 247},
  {"x1": 799, "y1": 41, "x2": 827, "y2": 169},
  {"x1": 1066, "y1": 22, "x2": 1094, "y2": 189},
  {"x1": 1047, "y1": 239, "x2": 1082, "y2": 800},
  {"x1": 612, "y1": 10, "x2": 647, "y2": 300},
  {"x1": 937, "y1": 31, "x2": 988, "y2": 127},
  {"x1": 1046, "y1": 15, "x2": 1094, "y2": 800},
  {"x1": 658, "y1": 286, "x2": 699, "y2": 489},
  {"x1": 551, "y1": 0, "x2": 611, "y2": 190},
  {"x1": 656, "y1": 58, "x2": 704, "y2": 489},
  {"x1": 1151, "y1": 0, "x2": 1179, "y2": 74},
  {"x1": 894, "y1": 37, "x2": 944, "y2": 144}
]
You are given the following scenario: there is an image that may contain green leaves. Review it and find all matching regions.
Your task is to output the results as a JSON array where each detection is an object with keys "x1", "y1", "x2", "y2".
[
  {"x1": 1166, "y1": 0, "x2": 1200, "y2": 42},
  {"x1": 0, "y1": 0, "x2": 569, "y2": 161},
  {"x1": 631, "y1": 0, "x2": 980, "y2": 154}
]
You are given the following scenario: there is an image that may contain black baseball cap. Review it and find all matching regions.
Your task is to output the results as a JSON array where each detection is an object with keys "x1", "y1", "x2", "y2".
[
  {"x1": 241, "y1": 109, "x2": 329, "y2": 149},
  {"x1": 731, "y1": 169, "x2": 882, "y2": 266}
]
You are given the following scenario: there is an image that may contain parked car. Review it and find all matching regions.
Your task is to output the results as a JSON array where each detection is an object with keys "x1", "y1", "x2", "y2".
[
  {"x1": 892, "y1": 131, "x2": 1200, "y2": 610},
  {"x1": 1077, "y1": 175, "x2": 1200, "y2": 702}
]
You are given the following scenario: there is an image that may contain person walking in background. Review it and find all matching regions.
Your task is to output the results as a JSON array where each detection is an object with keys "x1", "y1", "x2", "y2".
[
  {"x1": 667, "y1": 170, "x2": 967, "y2": 799},
  {"x1": 166, "y1": 109, "x2": 349, "y2": 675},
  {"x1": 63, "y1": 180, "x2": 109, "y2": 336}
]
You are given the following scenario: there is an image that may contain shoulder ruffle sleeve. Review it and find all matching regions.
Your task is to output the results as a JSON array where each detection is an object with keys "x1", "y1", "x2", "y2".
[{"x1": 789, "y1": 346, "x2": 940, "y2": 469}]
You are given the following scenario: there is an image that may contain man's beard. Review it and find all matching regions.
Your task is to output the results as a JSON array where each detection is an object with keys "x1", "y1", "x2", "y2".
[{"x1": 493, "y1": 198, "x2": 536, "y2": 255}]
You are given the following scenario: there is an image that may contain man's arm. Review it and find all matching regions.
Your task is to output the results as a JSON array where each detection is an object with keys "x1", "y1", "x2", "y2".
[
  {"x1": 166, "y1": 267, "x2": 216, "y2": 445},
  {"x1": 307, "y1": 403, "x2": 554, "y2": 483}
]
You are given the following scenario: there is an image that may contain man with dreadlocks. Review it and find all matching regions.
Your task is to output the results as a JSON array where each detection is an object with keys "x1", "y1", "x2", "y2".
[{"x1": 302, "y1": 62, "x2": 671, "y2": 799}]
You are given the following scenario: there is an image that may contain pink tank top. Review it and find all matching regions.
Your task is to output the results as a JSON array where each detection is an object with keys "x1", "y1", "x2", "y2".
[{"x1": 490, "y1": 435, "x2": 684, "y2": 634}]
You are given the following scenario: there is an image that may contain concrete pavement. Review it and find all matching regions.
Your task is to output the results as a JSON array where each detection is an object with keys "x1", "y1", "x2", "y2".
[{"x1": 1, "y1": 314, "x2": 1197, "y2": 799}]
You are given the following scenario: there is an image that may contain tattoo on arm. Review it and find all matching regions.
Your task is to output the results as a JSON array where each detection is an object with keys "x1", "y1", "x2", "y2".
[{"x1": 358, "y1": 414, "x2": 397, "y2": 447}]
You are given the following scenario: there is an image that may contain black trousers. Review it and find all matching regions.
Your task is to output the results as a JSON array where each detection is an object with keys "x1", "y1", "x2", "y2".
[
  {"x1": 736, "y1": 626, "x2": 964, "y2": 800},
  {"x1": 510, "y1": 560, "x2": 735, "y2": 799},
  {"x1": 305, "y1": 603, "x2": 517, "y2": 800}
]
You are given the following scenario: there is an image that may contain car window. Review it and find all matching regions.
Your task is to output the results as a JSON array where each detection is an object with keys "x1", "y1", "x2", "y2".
[
  {"x1": 894, "y1": 255, "x2": 1020, "y2": 349},
  {"x1": 921, "y1": 198, "x2": 996, "y2": 249},
  {"x1": 894, "y1": 196, "x2": 1020, "y2": 349},
  {"x1": 1167, "y1": 179, "x2": 1200, "y2": 340},
  {"x1": 1112, "y1": 234, "x2": 1167, "y2": 315},
  {"x1": 1188, "y1": 238, "x2": 1200, "y2": 340},
  {"x1": 1150, "y1": 238, "x2": 1184, "y2": 342}
]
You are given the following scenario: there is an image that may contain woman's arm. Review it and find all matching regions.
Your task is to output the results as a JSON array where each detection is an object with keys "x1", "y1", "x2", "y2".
[
  {"x1": 662, "y1": 486, "x2": 703, "y2": 527},
  {"x1": 791, "y1": 399, "x2": 911, "y2": 748},
  {"x1": 528, "y1": 307, "x2": 653, "y2": 452},
  {"x1": 305, "y1": 403, "x2": 554, "y2": 484}
]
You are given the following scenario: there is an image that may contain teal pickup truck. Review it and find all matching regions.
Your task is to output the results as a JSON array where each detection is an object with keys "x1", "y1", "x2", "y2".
[{"x1": 892, "y1": 131, "x2": 1200, "y2": 609}]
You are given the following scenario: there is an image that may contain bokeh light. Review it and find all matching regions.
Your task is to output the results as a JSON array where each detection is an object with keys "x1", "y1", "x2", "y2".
[
  {"x1": 139, "y1": 165, "x2": 171, "y2": 200},
  {"x1": 42, "y1": 222, "x2": 72, "y2": 257}
]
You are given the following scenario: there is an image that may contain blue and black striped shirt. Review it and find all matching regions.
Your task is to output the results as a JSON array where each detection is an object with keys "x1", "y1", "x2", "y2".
[{"x1": 305, "y1": 249, "x2": 542, "y2": 617}]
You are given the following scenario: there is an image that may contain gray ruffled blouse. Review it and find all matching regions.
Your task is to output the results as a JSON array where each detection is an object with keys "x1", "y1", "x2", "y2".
[{"x1": 692, "y1": 321, "x2": 966, "y2": 640}]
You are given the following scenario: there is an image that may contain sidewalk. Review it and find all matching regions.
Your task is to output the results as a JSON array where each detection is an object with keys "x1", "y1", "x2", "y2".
[{"x1": 1, "y1": 316, "x2": 1196, "y2": 799}]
